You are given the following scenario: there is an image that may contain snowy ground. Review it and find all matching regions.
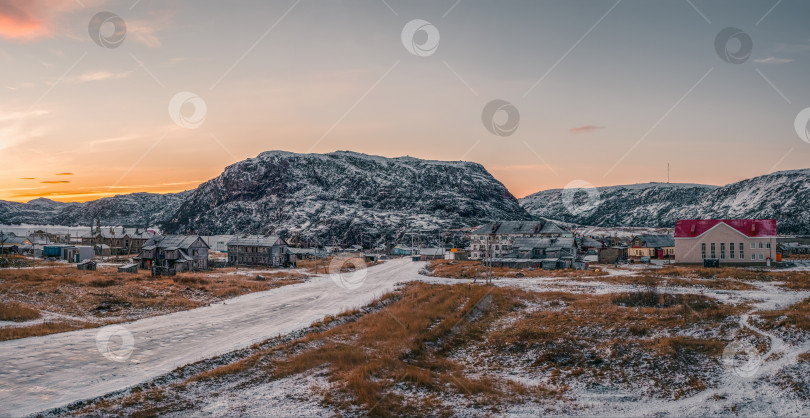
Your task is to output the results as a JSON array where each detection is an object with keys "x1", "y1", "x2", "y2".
[
  {"x1": 1, "y1": 258, "x2": 809, "y2": 416},
  {"x1": 0, "y1": 258, "x2": 421, "y2": 416}
]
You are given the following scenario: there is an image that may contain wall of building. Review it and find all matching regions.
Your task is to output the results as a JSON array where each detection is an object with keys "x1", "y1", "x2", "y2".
[{"x1": 675, "y1": 223, "x2": 777, "y2": 265}]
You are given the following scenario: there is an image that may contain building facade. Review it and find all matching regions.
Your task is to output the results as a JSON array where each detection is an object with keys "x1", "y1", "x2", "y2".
[
  {"x1": 628, "y1": 234, "x2": 675, "y2": 260},
  {"x1": 468, "y1": 221, "x2": 572, "y2": 260},
  {"x1": 137, "y1": 235, "x2": 210, "y2": 272},
  {"x1": 227, "y1": 235, "x2": 291, "y2": 267},
  {"x1": 81, "y1": 227, "x2": 155, "y2": 255},
  {"x1": 674, "y1": 219, "x2": 777, "y2": 265}
]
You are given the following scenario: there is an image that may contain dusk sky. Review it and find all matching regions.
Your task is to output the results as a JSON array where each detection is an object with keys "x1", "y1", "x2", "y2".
[{"x1": 1, "y1": 0, "x2": 810, "y2": 202}]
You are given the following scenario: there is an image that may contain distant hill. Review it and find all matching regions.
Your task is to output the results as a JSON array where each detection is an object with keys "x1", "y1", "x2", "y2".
[
  {"x1": 519, "y1": 170, "x2": 810, "y2": 235},
  {"x1": 0, "y1": 151, "x2": 532, "y2": 245}
]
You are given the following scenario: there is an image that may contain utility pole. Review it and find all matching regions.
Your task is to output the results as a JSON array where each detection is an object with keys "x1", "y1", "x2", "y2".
[
  {"x1": 487, "y1": 234, "x2": 495, "y2": 284},
  {"x1": 314, "y1": 238, "x2": 319, "y2": 274}
]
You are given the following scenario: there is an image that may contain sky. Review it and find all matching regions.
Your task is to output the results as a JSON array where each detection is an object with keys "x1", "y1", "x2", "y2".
[{"x1": 1, "y1": 0, "x2": 810, "y2": 202}]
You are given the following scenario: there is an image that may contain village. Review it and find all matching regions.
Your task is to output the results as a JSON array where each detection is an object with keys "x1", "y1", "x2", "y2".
[{"x1": 1, "y1": 218, "x2": 808, "y2": 275}]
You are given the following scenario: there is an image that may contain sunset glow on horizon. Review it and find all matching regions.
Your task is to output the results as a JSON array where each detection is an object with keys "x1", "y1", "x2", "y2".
[{"x1": 2, "y1": 0, "x2": 810, "y2": 203}]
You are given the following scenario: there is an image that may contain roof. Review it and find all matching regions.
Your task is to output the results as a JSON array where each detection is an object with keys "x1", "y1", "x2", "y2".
[
  {"x1": 226, "y1": 235, "x2": 285, "y2": 247},
  {"x1": 580, "y1": 237, "x2": 604, "y2": 248},
  {"x1": 0, "y1": 236, "x2": 29, "y2": 245},
  {"x1": 82, "y1": 227, "x2": 155, "y2": 240},
  {"x1": 471, "y1": 221, "x2": 571, "y2": 236},
  {"x1": 674, "y1": 219, "x2": 777, "y2": 238},
  {"x1": 513, "y1": 237, "x2": 575, "y2": 250},
  {"x1": 287, "y1": 247, "x2": 316, "y2": 255},
  {"x1": 633, "y1": 234, "x2": 674, "y2": 248},
  {"x1": 420, "y1": 248, "x2": 445, "y2": 256},
  {"x1": 143, "y1": 235, "x2": 208, "y2": 250}
]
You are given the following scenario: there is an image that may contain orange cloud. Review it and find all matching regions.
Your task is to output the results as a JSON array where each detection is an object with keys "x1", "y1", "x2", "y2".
[
  {"x1": 19, "y1": 177, "x2": 35, "y2": 180},
  {"x1": 0, "y1": 0, "x2": 97, "y2": 41},
  {"x1": 569, "y1": 125, "x2": 605, "y2": 134},
  {"x1": 0, "y1": 1, "x2": 50, "y2": 40},
  {"x1": 55, "y1": 172, "x2": 73, "y2": 175},
  {"x1": 40, "y1": 180, "x2": 70, "y2": 184}
]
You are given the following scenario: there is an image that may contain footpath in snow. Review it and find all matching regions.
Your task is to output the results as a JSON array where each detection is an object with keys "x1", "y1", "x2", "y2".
[{"x1": 0, "y1": 258, "x2": 423, "y2": 417}]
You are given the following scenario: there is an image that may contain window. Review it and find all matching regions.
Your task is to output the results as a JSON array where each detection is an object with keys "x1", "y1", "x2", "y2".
[
  {"x1": 759, "y1": 253, "x2": 764, "y2": 260},
  {"x1": 751, "y1": 242, "x2": 756, "y2": 249},
  {"x1": 730, "y1": 243, "x2": 735, "y2": 259},
  {"x1": 759, "y1": 242, "x2": 763, "y2": 249},
  {"x1": 720, "y1": 243, "x2": 725, "y2": 259},
  {"x1": 751, "y1": 254, "x2": 756, "y2": 260},
  {"x1": 740, "y1": 243, "x2": 744, "y2": 259},
  {"x1": 701, "y1": 243, "x2": 706, "y2": 259},
  {"x1": 766, "y1": 242, "x2": 771, "y2": 249},
  {"x1": 711, "y1": 243, "x2": 716, "y2": 259}
]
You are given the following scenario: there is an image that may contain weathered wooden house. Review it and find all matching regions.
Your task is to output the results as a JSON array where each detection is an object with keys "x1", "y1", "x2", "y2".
[
  {"x1": 81, "y1": 227, "x2": 155, "y2": 255},
  {"x1": 227, "y1": 235, "x2": 291, "y2": 267},
  {"x1": 137, "y1": 235, "x2": 209, "y2": 273},
  {"x1": 0, "y1": 233, "x2": 31, "y2": 254}
]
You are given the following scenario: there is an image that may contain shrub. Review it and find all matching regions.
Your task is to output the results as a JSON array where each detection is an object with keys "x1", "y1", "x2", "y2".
[{"x1": 0, "y1": 302, "x2": 41, "y2": 322}]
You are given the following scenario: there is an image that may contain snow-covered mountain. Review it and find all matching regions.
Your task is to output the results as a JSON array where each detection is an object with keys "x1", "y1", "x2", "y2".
[
  {"x1": 162, "y1": 151, "x2": 531, "y2": 244},
  {"x1": 0, "y1": 151, "x2": 531, "y2": 244},
  {"x1": 519, "y1": 169, "x2": 810, "y2": 234},
  {"x1": 0, "y1": 192, "x2": 189, "y2": 228}
]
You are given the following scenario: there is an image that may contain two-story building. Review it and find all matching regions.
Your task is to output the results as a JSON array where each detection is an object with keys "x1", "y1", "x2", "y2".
[
  {"x1": 137, "y1": 235, "x2": 209, "y2": 272},
  {"x1": 81, "y1": 227, "x2": 155, "y2": 255},
  {"x1": 468, "y1": 221, "x2": 572, "y2": 260},
  {"x1": 227, "y1": 235, "x2": 291, "y2": 267},
  {"x1": 674, "y1": 219, "x2": 777, "y2": 265}
]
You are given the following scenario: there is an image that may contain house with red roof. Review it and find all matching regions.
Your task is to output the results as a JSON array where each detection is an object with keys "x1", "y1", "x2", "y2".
[{"x1": 674, "y1": 219, "x2": 777, "y2": 265}]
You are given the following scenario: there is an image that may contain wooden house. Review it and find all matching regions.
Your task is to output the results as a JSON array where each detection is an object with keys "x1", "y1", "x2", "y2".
[
  {"x1": 137, "y1": 235, "x2": 209, "y2": 273},
  {"x1": 628, "y1": 234, "x2": 675, "y2": 260},
  {"x1": 227, "y1": 235, "x2": 291, "y2": 267},
  {"x1": 81, "y1": 227, "x2": 155, "y2": 255}
]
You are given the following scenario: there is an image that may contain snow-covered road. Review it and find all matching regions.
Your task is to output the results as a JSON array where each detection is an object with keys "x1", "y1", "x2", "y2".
[{"x1": 0, "y1": 258, "x2": 425, "y2": 416}]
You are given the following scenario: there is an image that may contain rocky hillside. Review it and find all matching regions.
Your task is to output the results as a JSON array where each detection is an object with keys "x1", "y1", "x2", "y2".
[
  {"x1": 0, "y1": 151, "x2": 531, "y2": 244},
  {"x1": 519, "y1": 169, "x2": 810, "y2": 234},
  {"x1": 0, "y1": 192, "x2": 189, "y2": 228},
  {"x1": 162, "y1": 151, "x2": 531, "y2": 244}
]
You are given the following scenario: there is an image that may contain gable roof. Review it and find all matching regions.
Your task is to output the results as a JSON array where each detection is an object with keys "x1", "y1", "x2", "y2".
[
  {"x1": 674, "y1": 219, "x2": 777, "y2": 238},
  {"x1": 420, "y1": 248, "x2": 445, "y2": 256},
  {"x1": 513, "y1": 237, "x2": 575, "y2": 250},
  {"x1": 633, "y1": 234, "x2": 675, "y2": 248},
  {"x1": 226, "y1": 235, "x2": 286, "y2": 247},
  {"x1": 143, "y1": 235, "x2": 209, "y2": 251},
  {"x1": 82, "y1": 227, "x2": 155, "y2": 240},
  {"x1": 471, "y1": 221, "x2": 570, "y2": 235}
]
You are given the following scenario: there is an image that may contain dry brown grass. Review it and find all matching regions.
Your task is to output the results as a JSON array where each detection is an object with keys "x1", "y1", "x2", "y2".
[
  {"x1": 424, "y1": 259, "x2": 608, "y2": 279},
  {"x1": 63, "y1": 279, "x2": 749, "y2": 416},
  {"x1": 0, "y1": 321, "x2": 91, "y2": 341},
  {"x1": 651, "y1": 267, "x2": 810, "y2": 291},
  {"x1": 249, "y1": 283, "x2": 561, "y2": 415},
  {"x1": 0, "y1": 301, "x2": 41, "y2": 322},
  {"x1": 799, "y1": 352, "x2": 810, "y2": 363},
  {"x1": 755, "y1": 297, "x2": 810, "y2": 334},
  {"x1": 0, "y1": 265, "x2": 307, "y2": 341}
]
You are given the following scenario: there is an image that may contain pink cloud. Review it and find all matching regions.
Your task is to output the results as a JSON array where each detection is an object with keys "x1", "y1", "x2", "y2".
[
  {"x1": 569, "y1": 125, "x2": 605, "y2": 134},
  {"x1": 0, "y1": 1, "x2": 49, "y2": 40},
  {"x1": 0, "y1": 0, "x2": 101, "y2": 41}
]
